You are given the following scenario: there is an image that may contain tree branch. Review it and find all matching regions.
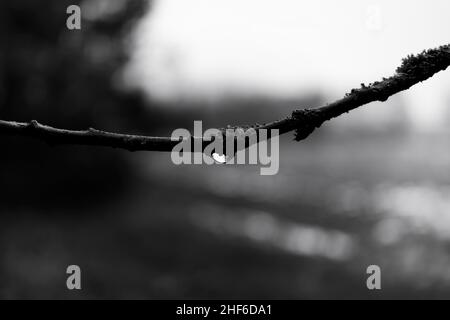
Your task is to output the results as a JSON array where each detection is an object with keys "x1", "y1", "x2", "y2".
[{"x1": 1, "y1": 44, "x2": 449, "y2": 152}]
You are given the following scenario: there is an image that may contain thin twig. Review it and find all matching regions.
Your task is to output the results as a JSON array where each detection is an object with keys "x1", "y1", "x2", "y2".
[{"x1": 1, "y1": 44, "x2": 449, "y2": 152}]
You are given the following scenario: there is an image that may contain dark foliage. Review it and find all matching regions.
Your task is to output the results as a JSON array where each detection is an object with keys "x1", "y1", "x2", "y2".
[{"x1": 0, "y1": 0, "x2": 152, "y2": 207}]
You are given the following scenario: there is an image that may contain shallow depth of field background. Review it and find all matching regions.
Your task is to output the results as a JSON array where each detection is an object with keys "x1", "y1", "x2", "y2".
[{"x1": 0, "y1": 0, "x2": 450, "y2": 299}]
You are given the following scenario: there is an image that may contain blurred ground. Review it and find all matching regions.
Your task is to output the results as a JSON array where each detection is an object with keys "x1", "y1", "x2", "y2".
[
  {"x1": 1, "y1": 128, "x2": 449, "y2": 299},
  {"x1": 2, "y1": 0, "x2": 450, "y2": 300}
]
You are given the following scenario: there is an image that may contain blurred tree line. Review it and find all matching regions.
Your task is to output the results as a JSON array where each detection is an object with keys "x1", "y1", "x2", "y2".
[{"x1": 0, "y1": 0, "x2": 157, "y2": 207}]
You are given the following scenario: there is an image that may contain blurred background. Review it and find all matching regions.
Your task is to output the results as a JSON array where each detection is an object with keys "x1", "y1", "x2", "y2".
[{"x1": 0, "y1": 0, "x2": 449, "y2": 299}]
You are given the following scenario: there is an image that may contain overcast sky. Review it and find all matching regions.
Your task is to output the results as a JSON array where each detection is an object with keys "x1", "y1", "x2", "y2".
[{"x1": 124, "y1": 0, "x2": 450, "y2": 130}]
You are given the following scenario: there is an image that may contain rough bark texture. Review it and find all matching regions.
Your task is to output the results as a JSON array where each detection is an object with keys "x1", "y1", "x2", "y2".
[{"x1": 1, "y1": 44, "x2": 449, "y2": 151}]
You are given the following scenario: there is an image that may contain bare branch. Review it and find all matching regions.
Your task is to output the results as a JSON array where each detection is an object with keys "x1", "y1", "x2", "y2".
[
  {"x1": 0, "y1": 120, "x2": 181, "y2": 152},
  {"x1": 1, "y1": 44, "x2": 449, "y2": 152}
]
